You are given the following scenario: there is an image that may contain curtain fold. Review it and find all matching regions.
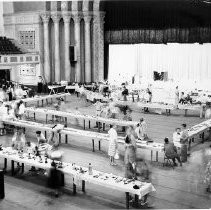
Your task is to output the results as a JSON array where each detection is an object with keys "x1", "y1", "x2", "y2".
[
  {"x1": 108, "y1": 43, "x2": 211, "y2": 84},
  {"x1": 105, "y1": 27, "x2": 211, "y2": 44}
]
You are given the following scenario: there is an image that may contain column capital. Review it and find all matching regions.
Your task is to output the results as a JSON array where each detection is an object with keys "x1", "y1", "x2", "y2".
[
  {"x1": 93, "y1": 13, "x2": 105, "y2": 24},
  {"x1": 73, "y1": 14, "x2": 82, "y2": 24},
  {"x1": 62, "y1": 14, "x2": 71, "y2": 23},
  {"x1": 83, "y1": 15, "x2": 92, "y2": 24},
  {"x1": 40, "y1": 13, "x2": 50, "y2": 24},
  {"x1": 51, "y1": 14, "x2": 61, "y2": 23}
]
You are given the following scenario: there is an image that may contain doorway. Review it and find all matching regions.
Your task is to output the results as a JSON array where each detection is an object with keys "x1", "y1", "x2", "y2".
[{"x1": 0, "y1": 69, "x2": 10, "y2": 82}]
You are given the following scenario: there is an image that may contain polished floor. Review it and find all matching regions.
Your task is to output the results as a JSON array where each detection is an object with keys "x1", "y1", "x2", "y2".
[{"x1": 0, "y1": 94, "x2": 211, "y2": 209}]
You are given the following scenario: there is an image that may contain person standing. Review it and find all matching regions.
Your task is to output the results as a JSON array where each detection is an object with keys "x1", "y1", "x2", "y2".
[
  {"x1": 18, "y1": 100, "x2": 25, "y2": 120},
  {"x1": 37, "y1": 76, "x2": 45, "y2": 94},
  {"x1": 108, "y1": 125, "x2": 118, "y2": 166},
  {"x1": 94, "y1": 101, "x2": 103, "y2": 128},
  {"x1": 180, "y1": 123, "x2": 190, "y2": 160},
  {"x1": 124, "y1": 133, "x2": 136, "y2": 170},
  {"x1": 0, "y1": 100, "x2": 7, "y2": 135},
  {"x1": 175, "y1": 86, "x2": 179, "y2": 107},
  {"x1": 136, "y1": 118, "x2": 147, "y2": 140},
  {"x1": 173, "y1": 128, "x2": 181, "y2": 144},
  {"x1": 122, "y1": 86, "x2": 129, "y2": 101}
]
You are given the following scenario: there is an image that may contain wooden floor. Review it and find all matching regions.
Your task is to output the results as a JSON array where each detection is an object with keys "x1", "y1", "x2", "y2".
[{"x1": 0, "y1": 94, "x2": 211, "y2": 209}]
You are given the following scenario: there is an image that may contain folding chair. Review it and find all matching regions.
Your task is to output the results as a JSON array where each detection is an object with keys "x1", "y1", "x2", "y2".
[{"x1": 163, "y1": 154, "x2": 174, "y2": 169}]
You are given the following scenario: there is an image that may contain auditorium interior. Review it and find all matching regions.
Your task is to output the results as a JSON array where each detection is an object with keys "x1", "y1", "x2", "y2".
[{"x1": 0, "y1": 0, "x2": 211, "y2": 209}]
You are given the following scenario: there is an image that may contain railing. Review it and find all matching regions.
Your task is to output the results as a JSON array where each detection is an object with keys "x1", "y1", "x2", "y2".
[{"x1": 0, "y1": 53, "x2": 40, "y2": 65}]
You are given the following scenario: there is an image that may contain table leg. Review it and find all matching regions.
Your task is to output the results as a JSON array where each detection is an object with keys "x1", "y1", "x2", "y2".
[
  {"x1": 185, "y1": 109, "x2": 187, "y2": 117},
  {"x1": 21, "y1": 163, "x2": 24, "y2": 174},
  {"x1": 11, "y1": 160, "x2": 14, "y2": 176},
  {"x1": 46, "y1": 99, "x2": 48, "y2": 105},
  {"x1": 92, "y1": 139, "x2": 95, "y2": 152},
  {"x1": 103, "y1": 123, "x2": 105, "y2": 131},
  {"x1": 37, "y1": 101, "x2": 39, "y2": 107},
  {"x1": 65, "y1": 135, "x2": 68, "y2": 144},
  {"x1": 134, "y1": 194, "x2": 139, "y2": 208},
  {"x1": 65, "y1": 117, "x2": 67, "y2": 127},
  {"x1": 202, "y1": 132, "x2": 205, "y2": 143},
  {"x1": 82, "y1": 180, "x2": 85, "y2": 192},
  {"x1": 151, "y1": 150, "x2": 153, "y2": 161},
  {"x1": 59, "y1": 134, "x2": 61, "y2": 143},
  {"x1": 34, "y1": 112, "x2": 36, "y2": 121},
  {"x1": 4, "y1": 158, "x2": 7, "y2": 171},
  {"x1": 42, "y1": 100, "x2": 43, "y2": 107},
  {"x1": 45, "y1": 131, "x2": 47, "y2": 139},
  {"x1": 89, "y1": 121, "x2": 91, "y2": 129},
  {"x1": 73, "y1": 182, "x2": 77, "y2": 195},
  {"x1": 51, "y1": 98, "x2": 53, "y2": 104},
  {"x1": 125, "y1": 192, "x2": 130, "y2": 209},
  {"x1": 99, "y1": 140, "x2": 101, "y2": 151},
  {"x1": 156, "y1": 151, "x2": 158, "y2": 162},
  {"x1": 83, "y1": 120, "x2": 86, "y2": 130},
  {"x1": 52, "y1": 115, "x2": 54, "y2": 123},
  {"x1": 98, "y1": 122, "x2": 100, "y2": 133},
  {"x1": 46, "y1": 114, "x2": 48, "y2": 124},
  {"x1": 61, "y1": 173, "x2": 65, "y2": 187}
]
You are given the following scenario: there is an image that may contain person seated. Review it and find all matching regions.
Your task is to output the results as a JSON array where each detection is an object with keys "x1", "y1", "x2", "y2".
[
  {"x1": 185, "y1": 94, "x2": 193, "y2": 104},
  {"x1": 179, "y1": 92, "x2": 186, "y2": 104},
  {"x1": 173, "y1": 128, "x2": 181, "y2": 144},
  {"x1": 164, "y1": 137, "x2": 182, "y2": 166},
  {"x1": 36, "y1": 130, "x2": 46, "y2": 144}
]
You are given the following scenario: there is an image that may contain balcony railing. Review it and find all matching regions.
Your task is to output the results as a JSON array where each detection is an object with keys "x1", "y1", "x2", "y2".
[{"x1": 0, "y1": 53, "x2": 40, "y2": 65}]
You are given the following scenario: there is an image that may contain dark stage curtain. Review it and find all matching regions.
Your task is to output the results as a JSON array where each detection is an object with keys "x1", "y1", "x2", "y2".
[
  {"x1": 105, "y1": 27, "x2": 211, "y2": 44},
  {"x1": 103, "y1": 0, "x2": 211, "y2": 44}
]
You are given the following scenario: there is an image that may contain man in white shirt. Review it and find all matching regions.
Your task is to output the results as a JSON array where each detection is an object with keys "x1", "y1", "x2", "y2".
[{"x1": 173, "y1": 128, "x2": 181, "y2": 144}]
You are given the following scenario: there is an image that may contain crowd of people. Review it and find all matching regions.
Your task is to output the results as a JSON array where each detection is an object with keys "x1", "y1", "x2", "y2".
[
  {"x1": 0, "y1": 80, "x2": 33, "y2": 102},
  {"x1": 0, "y1": 99, "x2": 26, "y2": 135}
]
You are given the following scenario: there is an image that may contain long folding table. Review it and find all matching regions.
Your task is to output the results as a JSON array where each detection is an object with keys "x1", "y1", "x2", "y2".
[{"x1": 0, "y1": 147, "x2": 156, "y2": 209}]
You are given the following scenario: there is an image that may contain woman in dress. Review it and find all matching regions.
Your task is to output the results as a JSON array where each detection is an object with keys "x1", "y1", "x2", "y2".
[
  {"x1": 125, "y1": 126, "x2": 137, "y2": 169},
  {"x1": 108, "y1": 124, "x2": 118, "y2": 165}
]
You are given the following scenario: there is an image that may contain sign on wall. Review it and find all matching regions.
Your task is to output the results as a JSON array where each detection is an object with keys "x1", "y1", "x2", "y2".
[
  {"x1": 19, "y1": 64, "x2": 36, "y2": 76},
  {"x1": 17, "y1": 64, "x2": 38, "y2": 85}
]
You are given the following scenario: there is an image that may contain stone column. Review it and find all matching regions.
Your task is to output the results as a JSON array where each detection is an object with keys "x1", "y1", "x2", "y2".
[
  {"x1": 98, "y1": 13, "x2": 105, "y2": 82},
  {"x1": 63, "y1": 14, "x2": 71, "y2": 82},
  {"x1": 52, "y1": 14, "x2": 61, "y2": 83},
  {"x1": 41, "y1": 14, "x2": 50, "y2": 82},
  {"x1": 84, "y1": 15, "x2": 92, "y2": 83},
  {"x1": 93, "y1": 13, "x2": 105, "y2": 82},
  {"x1": 74, "y1": 14, "x2": 81, "y2": 82}
]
